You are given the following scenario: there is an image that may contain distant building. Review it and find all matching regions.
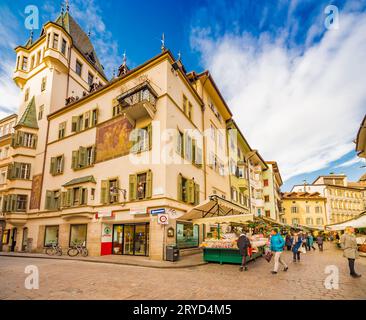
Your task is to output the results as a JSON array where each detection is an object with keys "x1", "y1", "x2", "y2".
[
  {"x1": 281, "y1": 192, "x2": 327, "y2": 228},
  {"x1": 291, "y1": 174, "x2": 365, "y2": 224}
]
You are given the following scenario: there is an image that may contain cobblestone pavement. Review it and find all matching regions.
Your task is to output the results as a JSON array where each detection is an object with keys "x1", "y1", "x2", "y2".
[{"x1": 0, "y1": 243, "x2": 365, "y2": 300}]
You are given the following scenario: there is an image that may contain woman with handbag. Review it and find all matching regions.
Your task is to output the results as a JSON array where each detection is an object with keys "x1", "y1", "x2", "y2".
[
  {"x1": 340, "y1": 227, "x2": 361, "y2": 278},
  {"x1": 237, "y1": 233, "x2": 251, "y2": 272},
  {"x1": 292, "y1": 232, "x2": 303, "y2": 262}
]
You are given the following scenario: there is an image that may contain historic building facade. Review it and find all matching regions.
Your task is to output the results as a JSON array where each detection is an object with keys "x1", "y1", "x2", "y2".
[
  {"x1": 291, "y1": 174, "x2": 365, "y2": 224},
  {"x1": 0, "y1": 10, "x2": 282, "y2": 259},
  {"x1": 281, "y1": 192, "x2": 327, "y2": 228}
]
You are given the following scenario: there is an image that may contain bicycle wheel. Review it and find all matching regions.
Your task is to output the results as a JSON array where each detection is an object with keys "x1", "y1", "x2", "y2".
[
  {"x1": 81, "y1": 248, "x2": 88, "y2": 257},
  {"x1": 46, "y1": 247, "x2": 55, "y2": 256},
  {"x1": 67, "y1": 248, "x2": 79, "y2": 257}
]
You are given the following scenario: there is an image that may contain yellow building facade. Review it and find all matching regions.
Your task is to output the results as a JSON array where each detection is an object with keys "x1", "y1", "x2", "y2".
[
  {"x1": 281, "y1": 192, "x2": 327, "y2": 228},
  {"x1": 0, "y1": 10, "x2": 281, "y2": 259}
]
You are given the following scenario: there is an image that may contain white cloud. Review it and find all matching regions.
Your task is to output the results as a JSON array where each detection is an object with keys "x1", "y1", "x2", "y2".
[
  {"x1": 0, "y1": 5, "x2": 22, "y2": 117},
  {"x1": 336, "y1": 156, "x2": 364, "y2": 168},
  {"x1": 191, "y1": 10, "x2": 366, "y2": 181}
]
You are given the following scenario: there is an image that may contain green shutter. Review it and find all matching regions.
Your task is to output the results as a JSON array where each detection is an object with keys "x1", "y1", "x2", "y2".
[
  {"x1": 7, "y1": 164, "x2": 14, "y2": 180},
  {"x1": 45, "y1": 190, "x2": 53, "y2": 210},
  {"x1": 2, "y1": 195, "x2": 7, "y2": 211},
  {"x1": 177, "y1": 174, "x2": 183, "y2": 201},
  {"x1": 61, "y1": 155, "x2": 65, "y2": 173},
  {"x1": 66, "y1": 189, "x2": 72, "y2": 207},
  {"x1": 115, "y1": 179, "x2": 120, "y2": 203},
  {"x1": 50, "y1": 157, "x2": 56, "y2": 175},
  {"x1": 195, "y1": 145, "x2": 202, "y2": 167},
  {"x1": 71, "y1": 116, "x2": 78, "y2": 132},
  {"x1": 61, "y1": 192, "x2": 67, "y2": 207},
  {"x1": 11, "y1": 133, "x2": 17, "y2": 147},
  {"x1": 32, "y1": 134, "x2": 37, "y2": 148},
  {"x1": 194, "y1": 183, "x2": 200, "y2": 205},
  {"x1": 192, "y1": 139, "x2": 196, "y2": 164},
  {"x1": 147, "y1": 123, "x2": 152, "y2": 150},
  {"x1": 187, "y1": 179, "x2": 195, "y2": 204},
  {"x1": 18, "y1": 131, "x2": 24, "y2": 146},
  {"x1": 129, "y1": 174, "x2": 137, "y2": 201},
  {"x1": 83, "y1": 188, "x2": 88, "y2": 205},
  {"x1": 14, "y1": 163, "x2": 21, "y2": 179},
  {"x1": 146, "y1": 170, "x2": 152, "y2": 198},
  {"x1": 79, "y1": 147, "x2": 87, "y2": 168},
  {"x1": 72, "y1": 150, "x2": 79, "y2": 169},
  {"x1": 10, "y1": 194, "x2": 17, "y2": 212},
  {"x1": 100, "y1": 180, "x2": 108, "y2": 204}
]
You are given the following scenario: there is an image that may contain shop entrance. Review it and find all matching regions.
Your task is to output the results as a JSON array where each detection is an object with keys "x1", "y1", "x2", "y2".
[
  {"x1": 10, "y1": 228, "x2": 17, "y2": 252},
  {"x1": 112, "y1": 223, "x2": 149, "y2": 256}
]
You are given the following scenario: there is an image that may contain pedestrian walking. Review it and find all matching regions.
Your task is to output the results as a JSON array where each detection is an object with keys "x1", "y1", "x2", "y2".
[
  {"x1": 306, "y1": 233, "x2": 316, "y2": 251},
  {"x1": 292, "y1": 232, "x2": 303, "y2": 262},
  {"x1": 237, "y1": 233, "x2": 251, "y2": 271},
  {"x1": 316, "y1": 234, "x2": 324, "y2": 251},
  {"x1": 270, "y1": 228, "x2": 288, "y2": 274},
  {"x1": 285, "y1": 233, "x2": 292, "y2": 251},
  {"x1": 340, "y1": 227, "x2": 362, "y2": 278}
]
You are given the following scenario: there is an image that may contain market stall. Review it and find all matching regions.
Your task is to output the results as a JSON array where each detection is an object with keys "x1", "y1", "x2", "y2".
[{"x1": 178, "y1": 196, "x2": 268, "y2": 265}]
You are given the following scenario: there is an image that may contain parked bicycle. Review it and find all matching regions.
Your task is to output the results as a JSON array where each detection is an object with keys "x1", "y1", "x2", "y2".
[
  {"x1": 45, "y1": 242, "x2": 63, "y2": 256},
  {"x1": 67, "y1": 241, "x2": 88, "y2": 257}
]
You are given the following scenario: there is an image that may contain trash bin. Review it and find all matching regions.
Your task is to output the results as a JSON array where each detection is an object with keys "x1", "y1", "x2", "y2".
[{"x1": 166, "y1": 245, "x2": 179, "y2": 262}]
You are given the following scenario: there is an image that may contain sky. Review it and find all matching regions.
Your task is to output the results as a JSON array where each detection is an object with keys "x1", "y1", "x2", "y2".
[{"x1": 0, "y1": 0, "x2": 365, "y2": 190}]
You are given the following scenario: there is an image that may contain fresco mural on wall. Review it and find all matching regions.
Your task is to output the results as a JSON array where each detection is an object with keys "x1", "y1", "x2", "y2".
[
  {"x1": 30, "y1": 174, "x2": 42, "y2": 209},
  {"x1": 95, "y1": 115, "x2": 134, "y2": 163}
]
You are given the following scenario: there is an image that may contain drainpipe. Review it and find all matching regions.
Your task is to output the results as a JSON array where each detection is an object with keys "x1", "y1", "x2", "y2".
[
  {"x1": 200, "y1": 73, "x2": 209, "y2": 200},
  {"x1": 246, "y1": 152, "x2": 256, "y2": 215}
]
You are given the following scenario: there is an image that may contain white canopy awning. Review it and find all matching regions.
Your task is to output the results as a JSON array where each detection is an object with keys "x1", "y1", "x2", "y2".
[
  {"x1": 325, "y1": 212, "x2": 366, "y2": 231},
  {"x1": 178, "y1": 195, "x2": 252, "y2": 221}
]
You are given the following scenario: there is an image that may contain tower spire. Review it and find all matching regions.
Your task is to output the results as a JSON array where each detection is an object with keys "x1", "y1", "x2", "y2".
[
  {"x1": 161, "y1": 33, "x2": 165, "y2": 52},
  {"x1": 65, "y1": 0, "x2": 70, "y2": 12}
]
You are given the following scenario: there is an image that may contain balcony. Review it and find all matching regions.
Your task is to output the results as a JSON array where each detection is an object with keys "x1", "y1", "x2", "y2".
[
  {"x1": 237, "y1": 178, "x2": 249, "y2": 191},
  {"x1": 13, "y1": 69, "x2": 28, "y2": 89},
  {"x1": 115, "y1": 82, "x2": 157, "y2": 121}
]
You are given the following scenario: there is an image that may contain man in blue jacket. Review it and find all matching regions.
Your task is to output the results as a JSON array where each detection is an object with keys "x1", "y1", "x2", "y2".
[{"x1": 270, "y1": 228, "x2": 288, "y2": 274}]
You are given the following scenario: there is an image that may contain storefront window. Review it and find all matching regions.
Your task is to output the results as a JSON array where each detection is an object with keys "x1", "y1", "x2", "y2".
[
  {"x1": 2, "y1": 229, "x2": 9, "y2": 244},
  {"x1": 69, "y1": 224, "x2": 87, "y2": 246},
  {"x1": 176, "y1": 223, "x2": 199, "y2": 249},
  {"x1": 44, "y1": 225, "x2": 59, "y2": 247}
]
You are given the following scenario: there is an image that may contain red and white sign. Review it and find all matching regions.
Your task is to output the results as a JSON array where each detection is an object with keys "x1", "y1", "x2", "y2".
[
  {"x1": 158, "y1": 214, "x2": 169, "y2": 225},
  {"x1": 96, "y1": 211, "x2": 112, "y2": 219}
]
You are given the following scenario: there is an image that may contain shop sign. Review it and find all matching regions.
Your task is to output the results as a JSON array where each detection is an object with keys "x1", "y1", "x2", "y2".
[
  {"x1": 101, "y1": 224, "x2": 113, "y2": 243},
  {"x1": 158, "y1": 214, "x2": 169, "y2": 225},
  {"x1": 130, "y1": 206, "x2": 147, "y2": 215},
  {"x1": 150, "y1": 208, "x2": 165, "y2": 215},
  {"x1": 96, "y1": 211, "x2": 112, "y2": 219}
]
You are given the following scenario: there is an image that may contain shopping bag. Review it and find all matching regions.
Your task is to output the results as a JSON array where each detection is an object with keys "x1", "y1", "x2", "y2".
[
  {"x1": 298, "y1": 246, "x2": 306, "y2": 254},
  {"x1": 264, "y1": 251, "x2": 273, "y2": 262},
  {"x1": 247, "y1": 247, "x2": 253, "y2": 257}
]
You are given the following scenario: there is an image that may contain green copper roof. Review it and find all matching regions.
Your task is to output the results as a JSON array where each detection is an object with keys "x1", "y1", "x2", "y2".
[
  {"x1": 63, "y1": 175, "x2": 96, "y2": 187},
  {"x1": 54, "y1": 12, "x2": 106, "y2": 79},
  {"x1": 17, "y1": 96, "x2": 38, "y2": 129}
]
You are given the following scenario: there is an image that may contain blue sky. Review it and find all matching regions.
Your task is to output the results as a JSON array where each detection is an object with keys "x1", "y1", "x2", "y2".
[{"x1": 0, "y1": 0, "x2": 365, "y2": 190}]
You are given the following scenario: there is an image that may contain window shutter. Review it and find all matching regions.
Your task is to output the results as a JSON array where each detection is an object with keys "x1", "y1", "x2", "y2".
[
  {"x1": 146, "y1": 170, "x2": 152, "y2": 198},
  {"x1": 83, "y1": 188, "x2": 88, "y2": 205},
  {"x1": 91, "y1": 146, "x2": 96, "y2": 164},
  {"x1": 32, "y1": 135, "x2": 37, "y2": 148},
  {"x1": 192, "y1": 139, "x2": 196, "y2": 164},
  {"x1": 71, "y1": 116, "x2": 78, "y2": 132},
  {"x1": 72, "y1": 150, "x2": 79, "y2": 169},
  {"x1": 195, "y1": 145, "x2": 202, "y2": 167},
  {"x1": 45, "y1": 190, "x2": 53, "y2": 210},
  {"x1": 18, "y1": 131, "x2": 24, "y2": 146},
  {"x1": 194, "y1": 183, "x2": 200, "y2": 205},
  {"x1": 14, "y1": 163, "x2": 21, "y2": 179},
  {"x1": 11, "y1": 133, "x2": 17, "y2": 147},
  {"x1": 85, "y1": 111, "x2": 91, "y2": 128},
  {"x1": 187, "y1": 179, "x2": 195, "y2": 204},
  {"x1": 2, "y1": 195, "x2": 7, "y2": 211},
  {"x1": 7, "y1": 164, "x2": 14, "y2": 180},
  {"x1": 61, "y1": 192, "x2": 67, "y2": 207},
  {"x1": 184, "y1": 133, "x2": 188, "y2": 160},
  {"x1": 66, "y1": 189, "x2": 72, "y2": 207},
  {"x1": 50, "y1": 157, "x2": 56, "y2": 175},
  {"x1": 61, "y1": 155, "x2": 65, "y2": 173},
  {"x1": 147, "y1": 123, "x2": 152, "y2": 150},
  {"x1": 177, "y1": 174, "x2": 183, "y2": 201},
  {"x1": 176, "y1": 131, "x2": 182, "y2": 155},
  {"x1": 78, "y1": 147, "x2": 87, "y2": 167},
  {"x1": 129, "y1": 174, "x2": 137, "y2": 201},
  {"x1": 100, "y1": 180, "x2": 108, "y2": 204},
  {"x1": 10, "y1": 194, "x2": 17, "y2": 212},
  {"x1": 115, "y1": 179, "x2": 120, "y2": 202}
]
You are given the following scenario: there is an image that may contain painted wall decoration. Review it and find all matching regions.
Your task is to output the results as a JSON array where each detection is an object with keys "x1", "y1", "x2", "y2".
[
  {"x1": 30, "y1": 174, "x2": 42, "y2": 209},
  {"x1": 95, "y1": 115, "x2": 134, "y2": 163}
]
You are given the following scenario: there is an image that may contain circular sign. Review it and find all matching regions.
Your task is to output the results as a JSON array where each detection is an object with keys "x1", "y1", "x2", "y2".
[{"x1": 158, "y1": 214, "x2": 168, "y2": 224}]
